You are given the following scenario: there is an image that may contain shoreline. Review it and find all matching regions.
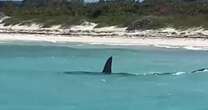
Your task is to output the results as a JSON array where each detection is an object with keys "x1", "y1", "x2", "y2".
[
  {"x1": 0, "y1": 33, "x2": 208, "y2": 50},
  {"x1": 0, "y1": 20, "x2": 208, "y2": 50}
]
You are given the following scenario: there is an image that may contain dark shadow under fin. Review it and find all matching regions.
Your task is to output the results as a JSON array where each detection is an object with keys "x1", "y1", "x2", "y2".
[{"x1": 102, "y1": 56, "x2": 112, "y2": 74}]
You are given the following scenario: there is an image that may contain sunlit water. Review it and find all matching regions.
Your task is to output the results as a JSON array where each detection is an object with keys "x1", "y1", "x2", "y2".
[{"x1": 0, "y1": 42, "x2": 208, "y2": 110}]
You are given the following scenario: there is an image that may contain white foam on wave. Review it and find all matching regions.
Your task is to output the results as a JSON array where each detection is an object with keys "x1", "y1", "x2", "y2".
[
  {"x1": 201, "y1": 69, "x2": 208, "y2": 72},
  {"x1": 183, "y1": 46, "x2": 208, "y2": 51},
  {"x1": 153, "y1": 44, "x2": 181, "y2": 49},
  {"x1": 173, "y1": 72, "x2": 186, "y2": 76},
  {"x1": 143, "y1": 71, "x2": 188, "y2": 76},
  {"x1": 203, "y1": 69, "x2": 208, "y2": 72},
  {"x1": 101, "y1": 79, "x2": 107, "y2": 82}
]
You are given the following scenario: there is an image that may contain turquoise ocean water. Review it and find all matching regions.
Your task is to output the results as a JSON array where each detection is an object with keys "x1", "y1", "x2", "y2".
[{"x1": 0, "y1": 42, "x2": 208, "y2": 110}]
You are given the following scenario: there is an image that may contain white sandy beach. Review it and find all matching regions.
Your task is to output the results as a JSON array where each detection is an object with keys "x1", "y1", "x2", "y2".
[
  {"x1": 0, "y1": 18, "x2": 208, "y2": 50},
  {"x1": 0, "y1": 33, "x2": 208, "y2": 50}
]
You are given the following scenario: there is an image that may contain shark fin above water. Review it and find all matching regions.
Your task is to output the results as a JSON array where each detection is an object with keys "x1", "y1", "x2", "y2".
[
  {"x1": 64, "y1": 56, "x2": 208, "y2": 76},
  {"x1": 102, "y1": 56, "x2": 112, "y2": 74}
]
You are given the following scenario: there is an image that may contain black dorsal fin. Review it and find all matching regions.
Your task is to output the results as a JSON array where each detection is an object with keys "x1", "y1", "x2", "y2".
[{"x1": 102, "y1": 56, "x2": 112, "y2": 74}]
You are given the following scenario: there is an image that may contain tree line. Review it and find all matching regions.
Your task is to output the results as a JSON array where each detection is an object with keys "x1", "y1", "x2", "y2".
[
  {"x1": 1, "y1": 0, "x2": 207, "y2": 16},
  {"x1": 0, "y1": 0, "x2": 208, "y2": 29}
]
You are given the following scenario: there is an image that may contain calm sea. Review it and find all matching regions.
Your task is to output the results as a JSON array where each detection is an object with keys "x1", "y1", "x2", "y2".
[{"x1": 0, "y1": 42, "x2": 208, "y2": 110}]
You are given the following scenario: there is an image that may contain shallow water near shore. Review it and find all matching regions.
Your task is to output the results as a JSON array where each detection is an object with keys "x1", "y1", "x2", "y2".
[{"x1": 0, "y1": 42, "x2": 208, "y2": 110}]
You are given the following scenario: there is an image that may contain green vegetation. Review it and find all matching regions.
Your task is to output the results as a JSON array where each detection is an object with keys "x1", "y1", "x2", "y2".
[{"x1": 1, "y1": 0, "x2": 208, "y2": 30}]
